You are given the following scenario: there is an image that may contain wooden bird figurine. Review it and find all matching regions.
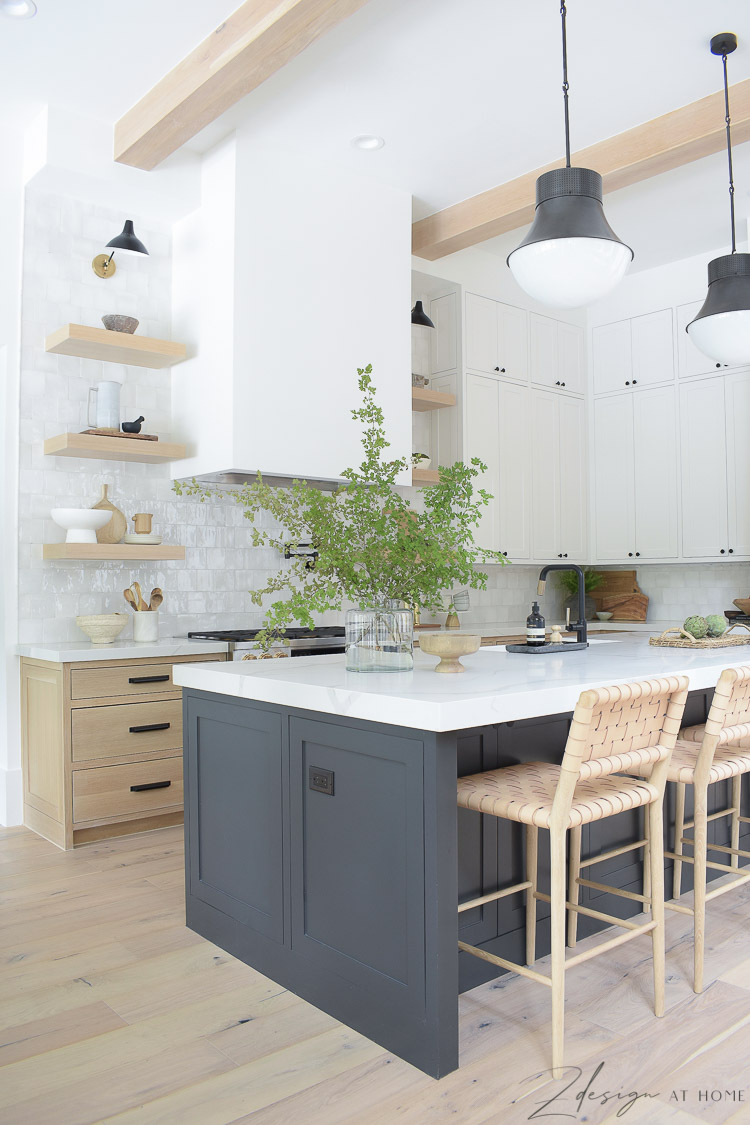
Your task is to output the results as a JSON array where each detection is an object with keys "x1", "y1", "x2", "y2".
[{"x1": 121, "y1": 416, "x2": 145, "y2": 434}]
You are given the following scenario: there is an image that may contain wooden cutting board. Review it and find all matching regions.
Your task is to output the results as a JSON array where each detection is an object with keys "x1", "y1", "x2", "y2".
[{"x1": 591, "y1": 571, "x2": 649, "y2": 622}]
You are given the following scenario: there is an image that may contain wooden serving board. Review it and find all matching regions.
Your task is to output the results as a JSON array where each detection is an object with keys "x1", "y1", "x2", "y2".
[
  {"x1": 81, "y1": 429, "x2": 158, "y2": 442},
  {"x1": 591, "y1": 570, "x2": 649, "y2": 622}
]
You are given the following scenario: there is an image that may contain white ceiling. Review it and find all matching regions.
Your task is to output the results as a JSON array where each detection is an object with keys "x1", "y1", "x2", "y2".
[{"x1": 4, "y1": 0, "x2": 750, "y2": 269}]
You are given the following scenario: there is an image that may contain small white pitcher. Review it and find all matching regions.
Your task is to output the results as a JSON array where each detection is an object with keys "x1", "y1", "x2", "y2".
[{"x1": 87, "y1": 381, "x2": 121, "y2": 430}]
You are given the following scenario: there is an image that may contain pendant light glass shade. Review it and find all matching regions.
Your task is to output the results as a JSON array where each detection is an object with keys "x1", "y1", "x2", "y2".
[
  {"x1": 686, "y1": 34, "x2": 750, "y2": 366},
  {"x1": 687, "y1": 254, "x2": 750, "y2": 364},
  {"x1": 508, "y1": 168, "x2": 632, "y2": 308},
  {"x1": 411, "y1": 300, "x2": 434, "y2": 328}
]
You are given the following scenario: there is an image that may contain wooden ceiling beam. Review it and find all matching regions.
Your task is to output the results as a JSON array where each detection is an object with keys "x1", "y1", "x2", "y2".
[
  {"x1": 412, "y1": 79, "x2": 750, "y2": 260},
  {"x1": 114, "y1": 0, "x2": 372, "y2": 171}
]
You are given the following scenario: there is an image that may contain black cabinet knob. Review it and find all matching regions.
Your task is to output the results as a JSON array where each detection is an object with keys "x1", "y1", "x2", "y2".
[
  {"x1": 729, "y1": 548, "x2": 734, "y2": 554},
  {"x1": 628, "y1": 552, "x2": 633, "y2": 557},
  {"x1": 563, "y1": 553, "x2": 568, "y2": 558},
  {"x1": 632, "y1": 379, "x2": 637, "y2": 385},
  {"x1": 558, "y1": 553, "x2": 563, "y2": 558},
  {"x1": 716, "y1": 363, "x2": 722, "y2": 368},
  {"x1": 500, "y1": 367, "x2": 506, "y2": 373},
  {"x1": 721, "y1": 549, "x2": 726, "y2": 554},
  {"x1": 495, "y1": 366, "x2": 500, "y2": 372},
  {"x1": 561, "y1": 381, "x2": 566, "y2": 387},
  {"x1": 635, "y1": 551, "x2": 640, "y2": 557},
  {"x1": 556, "y1": 381, "x2": 561, "y2": 386},
  {"x1": 625, "y1": 381, "x2": 630, "y2": 386}
]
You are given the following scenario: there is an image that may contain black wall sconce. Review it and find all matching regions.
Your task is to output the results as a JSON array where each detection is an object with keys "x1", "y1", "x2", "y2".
[{"x1": 92, "y1": 220, "x2": 149, "y2": 279}]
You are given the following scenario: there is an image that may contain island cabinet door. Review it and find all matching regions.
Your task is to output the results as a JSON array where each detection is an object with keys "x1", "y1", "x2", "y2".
[{"x1": 184, "y1": 697, "x2": 284, "y2": 943}]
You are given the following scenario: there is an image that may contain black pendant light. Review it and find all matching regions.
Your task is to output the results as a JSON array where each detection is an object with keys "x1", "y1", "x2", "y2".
[
  {"x1": 687, "y1": 33, "x2": 750, "y2": 365},
  {"x1": 92, "y1": 219, "x2": 149, "y2": 279},
  {"x1": 507, "y1": 0, "x2": 633, "y2": 308},
  {"x1": 411, "y1": 300, "x2": 435, "y2": 328}
]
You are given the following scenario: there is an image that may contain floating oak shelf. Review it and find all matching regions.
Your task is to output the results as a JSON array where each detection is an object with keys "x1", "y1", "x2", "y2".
[
  {"x1": 45, "y1": 324, "x2": 187, "y2": 369},
  {"x1": 412, "y1": 467, "x2": 441, "y2": 485},
  {"x1": 411, "y1": 387, "x2": 456, "y2": 412},
  {"x1": 43, "y1": 544, "x2": 185, "y2": 561},
  {"x1": 44, "y1": 433, "x2": 187, "y2": 464}
]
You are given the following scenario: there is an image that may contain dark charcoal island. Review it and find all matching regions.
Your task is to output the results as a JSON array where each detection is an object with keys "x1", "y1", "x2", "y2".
[{"x1": 175, "y1": 639, "x2": 749, "y2": 1078}]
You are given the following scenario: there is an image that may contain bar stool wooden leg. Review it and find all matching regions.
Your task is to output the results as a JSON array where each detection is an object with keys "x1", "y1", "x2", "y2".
[
  {"x1": 673, "y1": 782, "x2": 686, "y2": 900},
  {"x1": 567, "y1": 825, "x2": 581, "y2": 948},
  {"x1": 643, "y1": 807, "x2": 651, "y2": 902},
  {"x1": 647, "y1": 797, "x2": 666, "y2": 1017},
  {"x1": 731, "y1": 775, "x2": 741, "y2": 871},
  {"x1": 550, "y1": 826, "x2": 567, "y2": 1078},
  {"x1": 693, "y1": 785, "x2": 708, "y2": 995},
  {"x1": 525, "y1": 823, "x2": 538, "y2": 967}
]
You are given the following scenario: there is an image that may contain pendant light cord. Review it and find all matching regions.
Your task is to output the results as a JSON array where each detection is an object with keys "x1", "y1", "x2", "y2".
[
  {"x1": 560, "y1": 1, "x2": 571, "y2": 167},
  {"x1": 721, "y1": 51, "x2": 737, "y2": 254}
]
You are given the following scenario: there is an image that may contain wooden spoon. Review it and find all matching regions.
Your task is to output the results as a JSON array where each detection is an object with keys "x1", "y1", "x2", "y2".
[
  {"x1": 123, "y1": 587, "x2": 139, "y2": 611},
  {"x1": 149, "y1": 588, "x2": 163, "y2": 612},
  {"x1": 132, "y1": 581, "x2": 148, "y2": 611}
]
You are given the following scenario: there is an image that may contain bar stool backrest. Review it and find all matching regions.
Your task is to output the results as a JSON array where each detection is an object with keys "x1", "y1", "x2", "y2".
[
  {"x1": 682, "y1": 666, "x2": 750, "y2": 785},
  {"x1": 549, "y1": 676, "x2": 689, "y2": 832}
]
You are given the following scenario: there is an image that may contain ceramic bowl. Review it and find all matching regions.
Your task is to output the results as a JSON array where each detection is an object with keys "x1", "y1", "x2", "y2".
[
  {"x1": 102, "y1": 314, "x2": 139, "y2": 334},
  {"x1": 595, "y1": 611, "x2": 614, "y2": 621},
  {"x1": 51, "y1": 508, "x2": 112, "y2": 543},
  {"x1": 419, "y1": 632, "x2": 481, "y2": 673},
  {"x1": 76, "y1": 613, "x2": 128, "y2": 645}
]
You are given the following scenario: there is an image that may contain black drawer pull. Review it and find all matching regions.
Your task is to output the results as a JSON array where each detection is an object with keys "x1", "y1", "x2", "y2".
[
  {"x1": 128, "y1": 674, "x2": 170, "y2": 684},
  {"x1": 130, "y1": 780, "x2": 172, "y2": 792},
  {"x1": 129, "y1": 722, "x2": 171, "y2": 734}
]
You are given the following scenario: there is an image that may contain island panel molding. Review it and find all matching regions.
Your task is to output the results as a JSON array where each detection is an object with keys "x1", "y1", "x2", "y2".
[
  {"x1": 114, "y1": 0, "x2": 374, "y2": 170},
  {"x1": 45, "y1": 324, "x2": 187, "y2": 369},
  {"x1": 44, "y1": 433, "x2": 187, "y2": 464},
  {"x1": 412, "y1": 78, "x2": 750, "y2": 259}
]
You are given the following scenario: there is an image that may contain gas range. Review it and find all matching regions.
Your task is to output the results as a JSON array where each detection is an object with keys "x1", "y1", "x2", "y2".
[{"x1": 188, "y1": 626, "x2": 345, "y2": 660}]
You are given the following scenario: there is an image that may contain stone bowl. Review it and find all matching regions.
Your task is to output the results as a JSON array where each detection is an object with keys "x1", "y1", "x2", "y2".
[
  {"x1": 102, "y1": 314, "x2": 139, "y2": 334},
  {"x1": 419, "y1": 632, "x2": 481, "y2": 673},
  {"x1": 76, "y1": 613, "x2": 128, "y2": 645},
  {"x1": 596, "y1": 611, "x2": 614, "y2": 621}
]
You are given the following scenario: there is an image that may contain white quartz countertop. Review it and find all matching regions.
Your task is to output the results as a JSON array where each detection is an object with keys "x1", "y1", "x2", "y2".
[
  {"x1": 172, "y1": 634, "x2": 750, "y2": 732},
  {"x1": 16, "y1": 638, "x2": 229, "y2": 663},
  {"x1": 452, "y1": 620, "x2": 672, "y2": 639}
]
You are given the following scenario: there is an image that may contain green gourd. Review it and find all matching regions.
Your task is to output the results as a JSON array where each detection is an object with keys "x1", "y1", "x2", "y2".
[
  {"x1": 706, "y1": 614, "x2": 728, "y2": 637},
  {"x1": 683, "y1": 615, "x2": 708, "y2": 639}
]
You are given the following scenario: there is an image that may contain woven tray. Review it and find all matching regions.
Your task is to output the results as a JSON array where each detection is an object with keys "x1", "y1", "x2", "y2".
[{"x1": 649, "y1": 624, "x2": 750, "y2": 649}]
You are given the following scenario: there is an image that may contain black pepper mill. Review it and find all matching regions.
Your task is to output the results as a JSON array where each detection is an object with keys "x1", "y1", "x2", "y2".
[{"x1": 526, "y1": 601, "x2": 546, "y2": 647}]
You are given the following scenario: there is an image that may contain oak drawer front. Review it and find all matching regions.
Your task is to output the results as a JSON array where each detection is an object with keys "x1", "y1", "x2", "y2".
[
  {"x1": 73, "y1": 756, "x2": 183, "y2": 823},
  {"x1": 70, "y1": 656, "x2": 223, "y2": 700},
  {"x1": 71, "y1": 699, "x2": 183, "y2": 762}
]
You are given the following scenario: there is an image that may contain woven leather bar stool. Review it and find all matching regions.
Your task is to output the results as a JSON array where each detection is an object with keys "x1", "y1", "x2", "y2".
[{"x1": 457, "y1": 676, "x2": 688, "y2": 1077}]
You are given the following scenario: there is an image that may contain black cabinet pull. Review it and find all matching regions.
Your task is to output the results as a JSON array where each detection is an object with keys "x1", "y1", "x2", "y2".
[
  {"x1": 129, "y1": 722, "x2": 171, "y2": 734},
  {"x1": 130, "y1": 780, "x2": 172, "y2": 792},
  {"x1": 128, "y1": 675, "x2": 170, "y2": 684}
]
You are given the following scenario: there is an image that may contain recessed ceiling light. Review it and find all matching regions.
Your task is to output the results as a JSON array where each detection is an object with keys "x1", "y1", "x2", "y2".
[
  {"x1": 350, "y1": 135, "x2": 385, "y2": 151},
  {"x1": 0, "y1": 0, "x2": 37, "y2": 17}
]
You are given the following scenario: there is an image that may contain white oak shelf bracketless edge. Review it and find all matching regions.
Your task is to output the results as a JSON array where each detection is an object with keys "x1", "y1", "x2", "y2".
[
  {"x1": 412, "y1": 467, "x2": 441, "y2": 484},
  {"x1": 44, "y1": 433, "x2": 187, "y2": 464},
  {"x1": 43, "y1": 543, "x2": 185, "y2": 561},
  {"x1": 45, "y1": 324, "x2": 187, "y2": 369},
  {"x1": 411, "y1": 387, "x2": 457, "y2": 412}
]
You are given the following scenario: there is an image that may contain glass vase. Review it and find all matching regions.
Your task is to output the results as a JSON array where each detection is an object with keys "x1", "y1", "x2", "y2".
[{"x1": 345, "y1": 605, "x2": 414, "y2": 672}]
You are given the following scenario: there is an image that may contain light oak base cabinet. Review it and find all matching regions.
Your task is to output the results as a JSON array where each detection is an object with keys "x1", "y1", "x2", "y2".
[{"x1": 21, "y1": 652, "x2": 225, "y2": 849}]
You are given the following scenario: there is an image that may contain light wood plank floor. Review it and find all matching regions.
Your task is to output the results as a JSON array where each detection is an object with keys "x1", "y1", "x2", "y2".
[{"x1": 2, "y1": 824, "x2": 750, "y2": 1124}]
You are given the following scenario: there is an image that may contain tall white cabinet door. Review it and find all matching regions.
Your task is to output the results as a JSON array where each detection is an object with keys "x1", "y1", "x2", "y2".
[
  {"x1": 631, "y1": 309, "x2": 674, "y2": 388},
  {"x1": 558, "y1": 395, "x2": 587, "y2": 560},
  {"x1": 496, "y1": 302, "x2": 528, "y2": 382},
  {"x1": 592, "y1": 321, "x2": 632, "y2": 394},
  {"x1": 429, "y1": 293, "x2": 457, "y2": 374},
  {"x1": 680, "y1": 376, "x2": 728, "y2": 557},
  {"x1": 633, "y1": 386, "x2": 678, "y2": 558},
  {"x1": 465, "y1": 293, "x2": 498, "y2": 374},
  {"x1": 593, "y1": 394, "x2": 634, "y2": 560},
  {"x1": 531, "y1": 390, "x2": 561, "y2": 560},
  {"x1": 558, "y1": 322, "x2": 584, "y2": 395},
  {"x1": 677, "y1": 301, "x2": 733, "y2": 379},
  {"x1": 726, "y1": 371, "x2": 750, "y2": 556},
  {"x1": 465, "y1": 374, "x2": 501, "y2": 551},
  {"x1": 529, "y1": 313, "x2": 558, "y2": 390},
  {"x1": 497, "y1": 382, "x2": 531, "y2": 559}
]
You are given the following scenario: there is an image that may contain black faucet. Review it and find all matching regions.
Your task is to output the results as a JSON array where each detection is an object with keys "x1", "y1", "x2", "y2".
[{"x1": 537, "y1": 564, "x2": 588, "y2": 647}]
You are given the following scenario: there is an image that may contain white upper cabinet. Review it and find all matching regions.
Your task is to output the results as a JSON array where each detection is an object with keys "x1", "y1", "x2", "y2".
[
  {"x1": 592, "y1": 321, "x2": 632, "y2": 394},
  {"x1": 631, "y1": 309, "x2": 674, "y2": 388},
  {"x1": 429, "y1": 292, "x2": 458, "y2": 374},
  {"x1": 529, "y1": 314, "x2": 584, "y2": 394},
  {"x1": 593, "y1": 386, "x2": 678, "y2": 561},
  {"x1": 465, "y1": 293, "x2": 528, "y2": 382},
  {"x1": 531, "y1": 389, "x2": 586, "y2": 562},
  {"x1": 680, "y1": 376, "x2": 728, "y2": 558},
  {"x1": 464, "y1": 373, "x2": 530, "y2": 559},
  {"x1": 677, "y1": 301, "x2": 734, "y2": 379}
]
